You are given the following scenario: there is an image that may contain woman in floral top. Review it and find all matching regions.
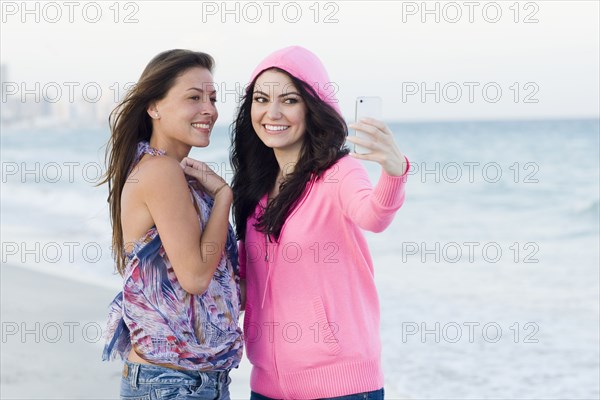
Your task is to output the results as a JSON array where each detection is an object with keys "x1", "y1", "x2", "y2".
[{"x1": 101, "y1": 49, "x2": 242, "y2": 399}]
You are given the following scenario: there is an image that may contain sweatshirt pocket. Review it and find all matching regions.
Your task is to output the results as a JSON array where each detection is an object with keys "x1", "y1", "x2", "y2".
[{"x1": 312, "y1": 296, "x2": 342, "y2": 355}]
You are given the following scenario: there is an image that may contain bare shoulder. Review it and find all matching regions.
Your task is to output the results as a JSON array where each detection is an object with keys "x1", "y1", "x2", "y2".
[
  {"x1": 129, "y1": 156, "x2": 187, "y2": 189},
  {"x1": 121, "y1": 156, "x2": 195, "y2": 249}
]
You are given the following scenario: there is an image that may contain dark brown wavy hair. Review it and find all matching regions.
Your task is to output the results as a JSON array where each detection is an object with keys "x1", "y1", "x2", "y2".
[
  {"x1": 99, "y1": 49, "x2": 214, "y2": 275},
  {"x1": 231, "y1": 68, "x2": 349, "y2": 242}
]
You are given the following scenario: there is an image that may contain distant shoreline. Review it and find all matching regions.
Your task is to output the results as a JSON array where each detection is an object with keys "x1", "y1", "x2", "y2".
[{"x1": 1, "y1": 116, "x2": 599, "y2": 133}]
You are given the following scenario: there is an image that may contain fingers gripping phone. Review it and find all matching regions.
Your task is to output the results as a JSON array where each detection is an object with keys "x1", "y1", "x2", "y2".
[{"x1": 354, "y1": 96, "x2": 382, "y2": 154}]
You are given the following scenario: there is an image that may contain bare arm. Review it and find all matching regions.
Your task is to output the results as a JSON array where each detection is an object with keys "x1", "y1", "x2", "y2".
[{"x1": 140, "y1": 156, "x2": 231, "y2": 295}]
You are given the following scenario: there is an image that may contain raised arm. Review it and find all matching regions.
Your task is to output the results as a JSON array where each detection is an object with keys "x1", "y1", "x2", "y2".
[
  {"x1": 336, "y1": 158, "x2": 408, "y2": 232},
  {"x1": 341, "y1": 118, "x2": 409, "y2": 232}
]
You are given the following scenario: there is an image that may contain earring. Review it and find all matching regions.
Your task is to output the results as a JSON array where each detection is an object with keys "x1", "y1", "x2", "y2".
[{"x1": 155, "y1": 112, "x2": 159, "y2": 118}]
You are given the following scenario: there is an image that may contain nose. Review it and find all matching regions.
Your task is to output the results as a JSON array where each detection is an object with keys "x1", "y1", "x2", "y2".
[
  {"x1": 266, "y1": 100, "x2": 282, "y2": 120},
  {"x1": 200, "y1": 97, "x2": 217, "y2": 117}
]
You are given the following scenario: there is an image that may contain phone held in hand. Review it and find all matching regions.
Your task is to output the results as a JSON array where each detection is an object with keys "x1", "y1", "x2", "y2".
[{"x1": 354, "y1": 96, "x2": 382, "y2": 154}]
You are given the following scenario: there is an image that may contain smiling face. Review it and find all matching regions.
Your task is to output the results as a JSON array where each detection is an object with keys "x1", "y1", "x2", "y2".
[
  {"x1": 148, "y1": 67, "x2": 218, "y2": 155},
  {"x1": 251, "y1": 69, "x2": 307, "y2": 163}
]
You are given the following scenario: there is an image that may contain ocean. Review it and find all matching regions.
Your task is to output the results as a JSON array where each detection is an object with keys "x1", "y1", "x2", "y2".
[{"x1": 1, "y1": 119, "x2": 598, "y2": 399}]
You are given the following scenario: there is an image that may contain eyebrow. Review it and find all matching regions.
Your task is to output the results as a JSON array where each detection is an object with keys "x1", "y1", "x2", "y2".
[
  {"x1": 186, "y1": 87, "x2": 217, "y2": 95},
  {"x1": 253, "y1": 90, "x2": 301, "y2": 98}
]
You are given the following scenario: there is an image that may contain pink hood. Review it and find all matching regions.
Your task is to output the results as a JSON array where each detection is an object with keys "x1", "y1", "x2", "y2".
[{"x1": 248, "y1": 45, "x2": 342, "y2": 115}]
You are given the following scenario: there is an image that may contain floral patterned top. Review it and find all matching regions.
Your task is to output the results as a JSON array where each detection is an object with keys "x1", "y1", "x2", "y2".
[{"x1": 102, "y1": 141, "x2": 242, "y2": 371}]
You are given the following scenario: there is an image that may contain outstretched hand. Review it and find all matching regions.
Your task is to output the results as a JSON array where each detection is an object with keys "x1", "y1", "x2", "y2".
[{"x1": 346, "y1": 118, "x2": 408, "y2": 176}]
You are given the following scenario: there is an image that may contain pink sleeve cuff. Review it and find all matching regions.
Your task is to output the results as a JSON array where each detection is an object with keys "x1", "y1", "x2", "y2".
[{"x1": 372, "y1": 156, "x2": 409, "y2": 208}]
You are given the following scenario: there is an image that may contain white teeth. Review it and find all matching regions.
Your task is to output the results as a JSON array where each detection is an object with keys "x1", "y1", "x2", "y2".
[
  {"x1": 192, "y1": 123, "x2": 210, "y2": 129},
  {"x1": 265, "y1": 125, "x2": 289, "y2": 131}
]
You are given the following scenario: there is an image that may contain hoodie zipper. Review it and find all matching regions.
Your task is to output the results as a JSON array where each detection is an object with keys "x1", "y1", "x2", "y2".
[
  {"x1": 263, "y1": 231, "x2": 285, "y2": 397},
  {"x1": 260, "y1": 181, "x2": 315, "y2": 398}
]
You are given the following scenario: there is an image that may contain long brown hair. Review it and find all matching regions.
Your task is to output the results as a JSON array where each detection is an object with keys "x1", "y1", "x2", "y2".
[
  {"x1": 99, "y1": 49, "x2": 214, "y2": 275},
  {"x1": 231, "y1": 68, "x2": 349, "y2": 242}
]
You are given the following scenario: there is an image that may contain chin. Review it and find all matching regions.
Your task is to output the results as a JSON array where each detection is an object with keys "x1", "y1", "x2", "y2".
[
  {"x1": 192, "y1": 134, "x2": 210, "y2": 147},
  {"x1": 187, "y1": 139, "x2": 208, "y2": 148}
]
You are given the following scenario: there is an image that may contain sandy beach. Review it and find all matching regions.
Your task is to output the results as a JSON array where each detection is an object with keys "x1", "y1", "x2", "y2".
[{"x1": 0, "y1": 265, "x2": 252, "y2": 399}]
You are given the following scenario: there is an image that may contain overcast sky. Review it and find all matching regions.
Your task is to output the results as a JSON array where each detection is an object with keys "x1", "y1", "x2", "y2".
[{"x1": 1, "y1": 0, "x2": 599, "y2": 123}]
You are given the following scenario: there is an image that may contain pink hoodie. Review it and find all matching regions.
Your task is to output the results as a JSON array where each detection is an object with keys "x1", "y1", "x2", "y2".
[{"x1": 239, "y1": 46, "x2": 408, "y2": 399}]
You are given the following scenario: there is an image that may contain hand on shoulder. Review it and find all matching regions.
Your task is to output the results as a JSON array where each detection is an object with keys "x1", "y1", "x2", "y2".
[{"x1": 181, "y1": 157, "x2": 231, "y2": 200}]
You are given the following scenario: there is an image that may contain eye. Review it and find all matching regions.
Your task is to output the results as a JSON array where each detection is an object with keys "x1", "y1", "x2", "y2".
[
  {"x1": 253, "y1": 96, "x2": 268, "y2": 103},
  {"x1": 284, "y1": 97, "x2": 299, "y2": 104},
  {"x1": 190, "y1": 95, "x2": 200, "y2": 101},
  {"x1": 210, "y1": 97, "x2": 217, "y2": 103}
]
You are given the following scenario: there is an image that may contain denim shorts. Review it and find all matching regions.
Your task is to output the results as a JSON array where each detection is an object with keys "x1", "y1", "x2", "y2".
[
  {"x1": 120, "y1": 360, "x2": 231, "y2": 400},
  {"x1": 250, "y1": 388, "x2": 384, "y2": 400}
]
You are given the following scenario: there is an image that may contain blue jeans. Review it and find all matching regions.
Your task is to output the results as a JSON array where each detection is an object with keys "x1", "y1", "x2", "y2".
[
  {"x1": 121, "y1": 360, "x2": 231, "y2": 400},
  {"x1": 250, "y1": 388, "x2": 384, "y2": 400}
]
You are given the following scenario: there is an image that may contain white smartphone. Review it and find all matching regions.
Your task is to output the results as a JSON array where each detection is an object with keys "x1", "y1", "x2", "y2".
[{"x1": 354, "y1": 96, "x2": 382, "y2": 154}]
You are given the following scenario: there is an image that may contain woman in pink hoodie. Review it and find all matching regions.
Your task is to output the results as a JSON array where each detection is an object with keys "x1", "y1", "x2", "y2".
[{"x1": 231, "y1": 46, "x2": 409, "y2": 399}]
